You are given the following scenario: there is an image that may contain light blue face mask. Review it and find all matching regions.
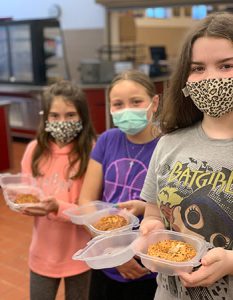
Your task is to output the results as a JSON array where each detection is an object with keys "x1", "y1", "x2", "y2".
[{"x1": 111, "y1": 103, "x2": 152, "y2": 135}]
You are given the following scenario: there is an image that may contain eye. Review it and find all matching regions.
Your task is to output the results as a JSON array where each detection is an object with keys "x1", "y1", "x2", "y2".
[
  {"x1": 189, "y1": 65, "x2": 205, "y2": 74},
  {"x1": 131, "y1": 99, "x2": 143, "y2": 106},
  {"x1": 48, "y1": 113, "x2": 59, "y2": 119},
  {"x1": 184, "y1": 205, "x2": 204, "y2": 229},
  {"x1": 111, "y1": 102, "x2": 123, "y2": 109},
  {"x1": 220, "y1": 64, "x2": 233, "y2": 71},
  {"x1": 67, "y1": 112, "x2": 78, "y2": 118},
  {"x1": 210, "y1": 233, "x2": 230, "y2": 248}
]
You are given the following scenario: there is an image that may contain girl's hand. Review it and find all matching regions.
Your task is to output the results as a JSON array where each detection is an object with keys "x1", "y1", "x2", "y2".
[
  {"x1": 179, "y1": 248, "x2": 233, "y2": 287},
  {"x1": 22, "y1": 196, "x2": 59, "y2": 216},
  {"x1": 140, "y1": 218, "x2": 165, "y2": 235},
  {"x1": 140, "y1": 202, "x2": 165, "y2": 235},
  {"x1": 116, "y1": 257, "x2": 150, "y2": 280},
  {"x1": 116, "y1": 200, "x2": 146, "y2": 216}
]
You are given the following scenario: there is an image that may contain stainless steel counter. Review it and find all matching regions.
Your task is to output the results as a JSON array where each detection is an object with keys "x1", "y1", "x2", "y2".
[
  {"x1": 0, "y1": 84, "x2": 45, "y2": 94},
  {"x1": 0, "y1": 85, "x2": 44, "y2": 139}
]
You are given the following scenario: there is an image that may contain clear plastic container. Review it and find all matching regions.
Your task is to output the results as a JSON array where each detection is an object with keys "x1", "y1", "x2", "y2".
[
  {"x1": 64, "y1": 203, "x2": 139, "y2": 235},
  {"x1": 0, "y1": 173, "x2": 43, "y2": 211},
  {"x1": 133, "y1": 230, "x2": 210, "y2": 276},
  {"x1": 85, "y1": 207, "x2": 140, "y2": 236},
  {"x1": 72, "y1": 229, "x2": 210, "y2": 275},
  {"x1": 72, "y1": 231, "x2": 139, "y2": 269},
  {"x1": 0, "y1": 173, "x2": 36, "y2": 188},
  {"x1": 63, "y1": 201, "x2": 113, "y2": 225}
]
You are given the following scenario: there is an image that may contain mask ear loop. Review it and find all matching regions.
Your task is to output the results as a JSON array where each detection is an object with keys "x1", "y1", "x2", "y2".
[
  {"x1": 147, "y1": 102, "x2": 153, "y2": 110},
  {"x1": 149, "y1": 98, "x2": 161, "y2": 137},
  {"x1": 182, "y1": 86, "x2": 190, "y2": 97},
  {"x1": 147, "y1": 102, "x2": 154, "y2": 122}
]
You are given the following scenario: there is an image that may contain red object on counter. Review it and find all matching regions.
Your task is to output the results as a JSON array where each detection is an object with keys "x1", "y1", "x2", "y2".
[
  {"x1": 83, "y1": 88, "x2": 106, "y2": 134},
  {"x1": 0, "y1": 103, "x2": 12, "y2": 171}
]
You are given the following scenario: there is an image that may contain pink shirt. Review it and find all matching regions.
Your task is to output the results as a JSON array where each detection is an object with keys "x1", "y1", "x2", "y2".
[{"x1": 21, "y1": 140, "x2": 91, "y2": 277}]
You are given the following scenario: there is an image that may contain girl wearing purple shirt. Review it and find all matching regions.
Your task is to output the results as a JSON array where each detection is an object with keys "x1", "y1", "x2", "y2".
[{"x1": 79, "y1": 70, "x2": 161, "y2": 300}]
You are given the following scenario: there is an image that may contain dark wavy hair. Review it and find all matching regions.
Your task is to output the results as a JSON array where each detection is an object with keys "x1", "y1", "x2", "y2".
[
  {"x1": 160, "y1": 12, "x2": 233, "y2": 134},
  {"x1": 31, "y1": 80, "x2": 96, "y2": 179}
]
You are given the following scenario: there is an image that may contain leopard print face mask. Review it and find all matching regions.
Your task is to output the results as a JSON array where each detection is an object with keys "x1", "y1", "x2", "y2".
[
  {"x1": 182, "y1": 77, "x2": 233, "y2": 118},
  {"x1": 45, "y1": 120, "x2": 83, "y2": 144}
]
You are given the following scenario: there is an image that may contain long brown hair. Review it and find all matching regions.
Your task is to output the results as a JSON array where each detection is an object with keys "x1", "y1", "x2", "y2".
[
  {"x1": 31, "y1": 80, "x2": 96, "y2": 179},
  {"x1": 160, "y1": 12, "x2": 233, "y2": 134}
]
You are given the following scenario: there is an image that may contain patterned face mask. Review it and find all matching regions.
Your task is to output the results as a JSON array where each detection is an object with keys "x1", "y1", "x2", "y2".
[
  {"x1": 182, "y1": 77, "x2": 233, "y2": 118},
  {"x1": 45, "y1": 120, "x2": 83, "y2": 144}
]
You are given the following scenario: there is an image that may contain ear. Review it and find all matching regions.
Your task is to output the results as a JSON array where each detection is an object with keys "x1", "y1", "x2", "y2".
[{"x1": 151, "y1": 95, "x2": 160, "y2": 113}]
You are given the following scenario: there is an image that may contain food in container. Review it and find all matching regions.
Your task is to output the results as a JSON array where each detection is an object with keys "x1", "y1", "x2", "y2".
[
  {"x1": 133, "y1": 230, "x2": 211, "y2": 275},
  {"x1": 15, "y1": 193, "x2": 40, "y2": 204},
  {"x1": 93, "y1": 214, "x2": 128, "y2": 231},
  {"x1": 147, "y1": 239, "x2": 197, "y2": 262},
  {"x1": 0, "y1": 173, "x2": 43, "y2": 211},
  {"x1": 86, "y1": 207, "x2": 139, "y2": 236},
  {"x1": 64, "y1": 202, "x2": 139, "y2": 236}
]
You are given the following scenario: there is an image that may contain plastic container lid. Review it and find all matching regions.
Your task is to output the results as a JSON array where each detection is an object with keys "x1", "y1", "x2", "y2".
[
  {"x1": 0, "y1": 173, "x2": 43, "y2": 212},
  {"x1": 0, "y1": 173, "x2": 36, "y2": 188},
  {"x1": 72, "y1": 231, "x2": 139, "y2": 269},
  {"x1": 63, "y1": 201, "x2": 113, "y2": 225},
  {"x1": 72, "y1": 229, "x2": 211, "y2": 275}
]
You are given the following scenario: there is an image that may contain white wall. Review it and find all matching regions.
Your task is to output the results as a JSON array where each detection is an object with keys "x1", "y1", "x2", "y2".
[{"x1": 0, "y1": 0, "x2": 105, "y2": 29}]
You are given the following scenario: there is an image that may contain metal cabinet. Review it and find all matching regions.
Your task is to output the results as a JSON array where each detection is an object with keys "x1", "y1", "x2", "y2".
[{"x1": 0, "y1": 18, "x2": 68, "y2": 85}]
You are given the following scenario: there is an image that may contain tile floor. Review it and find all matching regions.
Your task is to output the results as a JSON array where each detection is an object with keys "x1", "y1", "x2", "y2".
[{"x1": 0, "y1": 141, "x2": 64, "y2": 299}]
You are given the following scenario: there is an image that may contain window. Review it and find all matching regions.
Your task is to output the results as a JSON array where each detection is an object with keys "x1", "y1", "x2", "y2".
[
  {"x1": 145, "y1": 7, "x2": 171, "y2": 19},
  {"x1": 192, "y1": 5, "x2": 208, "y2": 19}
]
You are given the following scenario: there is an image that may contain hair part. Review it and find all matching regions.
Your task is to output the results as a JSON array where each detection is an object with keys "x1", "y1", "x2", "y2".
[
  {"x1": 160, "y1": 12, "x2": 233, "y2": 134},
  {"x1": 32, "y1": 80, "x2": 96, "y2": 179}
]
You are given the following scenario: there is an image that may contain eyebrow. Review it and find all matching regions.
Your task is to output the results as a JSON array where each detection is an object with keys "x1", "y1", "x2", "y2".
[
  {"x1": 218, "y1": 57, "x2": 233, "y2": 63},
  {"x1": 48, "y1": 111, "x2": 78, "y2": 115},
  {"x1": 191, "y1": 57, "x2": 233, "y2": 64}
]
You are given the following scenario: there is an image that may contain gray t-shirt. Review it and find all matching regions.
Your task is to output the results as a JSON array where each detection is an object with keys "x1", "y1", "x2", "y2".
[{"x1": 141, "y1": 122, "x2": 233, "y2": 300}]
